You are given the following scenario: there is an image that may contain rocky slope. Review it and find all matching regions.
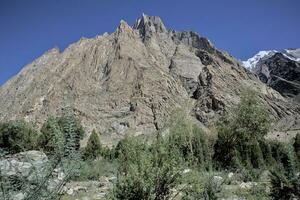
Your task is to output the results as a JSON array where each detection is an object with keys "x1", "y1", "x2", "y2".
[{"x1": 0, "y1": 14, "x2": 299, "y2": 144}]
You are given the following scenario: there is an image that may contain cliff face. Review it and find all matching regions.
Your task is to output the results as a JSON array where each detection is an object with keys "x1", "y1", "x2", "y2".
[{"x1": 0, "y1": 14, "x2": 299, "y2": 144}]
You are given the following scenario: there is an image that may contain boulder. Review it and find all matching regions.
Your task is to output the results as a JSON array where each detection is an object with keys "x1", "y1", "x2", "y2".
[{"x1": 0, "y1": 150, "x2": 49, "y2": 182}]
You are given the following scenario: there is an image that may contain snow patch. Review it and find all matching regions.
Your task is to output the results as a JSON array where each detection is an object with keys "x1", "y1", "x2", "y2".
[{"x1": 243, "y1": 48, "x2": 300, "y2": 70}]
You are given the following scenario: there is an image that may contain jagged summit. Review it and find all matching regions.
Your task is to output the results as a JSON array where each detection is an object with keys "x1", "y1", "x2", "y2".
[
  {"x1": 0, "y1": 14, "x2": 299, "y2": 145},
  {"x1": 133, "y1": 13, "x2": 167, "y2": 35}
]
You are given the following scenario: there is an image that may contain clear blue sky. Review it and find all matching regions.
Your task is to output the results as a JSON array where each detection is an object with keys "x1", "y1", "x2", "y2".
[{"x1": 1, "y1": 0, "x2": 300, "y2": 86}]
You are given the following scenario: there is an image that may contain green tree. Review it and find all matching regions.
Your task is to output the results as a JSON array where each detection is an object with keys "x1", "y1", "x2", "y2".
[
  {"x1": 167, "y1": 116, "x2": 211, "y2": 168},
  {"x1": 58, "y1": 114, "x2": 84, "y2": 155},
  {"x1": 0, "y1": 120, "x2": 38, "y2": 154},
  {"x1": 83, "y1": 130, "x2": 102, "y2": 160},
  {"x1": 213, "y1": 89, "x2": 270, "y2": 169},
  {"x1": 37, "y1": 117, "x2": 64, "y2": 157}
]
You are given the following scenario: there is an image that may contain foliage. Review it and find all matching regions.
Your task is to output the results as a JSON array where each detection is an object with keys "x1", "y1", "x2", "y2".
[
  {"x1": 213, "y1": 89, "x2": 270, "y2": 169},
  {"x1": 58, "y1": 113, "x2": 84, "y2": 156},
  {"x1": 76, "y1": 159, "x2": 117, "y2": 181},
  {"x1": 270, "y1": 170, "x2": 300, "y2": 200},
  {"x1": 269, "y1": 141, "x2": 296, "y2": 176},
  {"x1": 82, "y1": 130, "x2": 102, "y2": 160},
  {"x1": 109, "y1": 135, "x2": 182, "y2": 200},
  {"x1": 182, "y1": 171, "x2": 224, "y2": 200},
  {"x1": 0, "y1": 120, "x2": 38, "y2": 154},
  {"x1": 294, "y1": 133, "x2": 300, "y2": 163},
  {"x1": 167, "y1": 114, "x2": 212, "y2": 169},
  {"x1": 37, "y1": 110, "x2": 84, "y2": 157},
  {"x1": 37, "y1": 117, "x2": 64, "y2": 157}
]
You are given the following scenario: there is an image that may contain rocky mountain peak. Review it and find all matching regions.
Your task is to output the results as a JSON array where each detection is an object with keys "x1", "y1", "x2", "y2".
[
  {"x1": 133, "y1": 13, "x2": 167, "y2": 38},
  {"x1": 117, "y1": 20, "x2": 132, "y2": 32},
  {"x1": 0, "y1": 14, "x2": 299, "y2": 145}
]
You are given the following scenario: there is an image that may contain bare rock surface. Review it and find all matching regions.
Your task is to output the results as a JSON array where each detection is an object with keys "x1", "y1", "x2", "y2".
[{"x1": 0, "y1": 14, "x2": 299, "y2": 144}]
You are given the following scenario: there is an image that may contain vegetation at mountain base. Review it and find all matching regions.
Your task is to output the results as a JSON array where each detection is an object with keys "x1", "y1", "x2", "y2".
[
  {"x1": 213, "y1": 89, "x2": 270, "y2": 170},
  {"x1": 0, "y1": 120, "x2": 38, "y2": 154},
  {"x1": 1, "y1": 89, "x2": 300, "y2": 200}
]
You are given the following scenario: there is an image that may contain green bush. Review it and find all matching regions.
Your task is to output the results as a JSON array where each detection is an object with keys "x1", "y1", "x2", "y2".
[
  {"x1": 0, "y1": 120, "x2": 38, "y2": 154},
  {"x1": 37, "y1": 112, "x2": 84, "y2": 157},
  {"x1": 182, "y1": 171, "x2": 224, "y2": 200},
  {"x1": 82, "y1": 130, "x2": 102, "y2": 160},
  {"x1": 294, "y1": 133, "x2": 300, "y2": 163},
  {"x1": 213, "y1": 89, "x2": 270, "y2": 169},
  {"x1": 109, "y1": 135, "x2": 182, "y2": 200},
  {"x1": 76, "y1": 159, "x2": 117, "y2": 181},
  {"x1": 166, "y1": 113, "x2": 212, "y2": 168}
]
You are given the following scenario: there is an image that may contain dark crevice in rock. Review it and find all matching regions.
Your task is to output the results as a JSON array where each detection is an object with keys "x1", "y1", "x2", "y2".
[
  {"x1": 150, "y1": 100, "x2": 159, "y2": 131},
  {"x1": 195, "y1": 50, "x2": 214, "y2": 66}
]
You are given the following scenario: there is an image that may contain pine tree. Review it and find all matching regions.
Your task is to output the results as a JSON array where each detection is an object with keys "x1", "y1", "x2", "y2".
[
  {"x1": 83, "y1": 130, "x2": 102, "y2": 160},
  {"x1": 58, "y1": 106, "x2": 84, "y2": 157}
]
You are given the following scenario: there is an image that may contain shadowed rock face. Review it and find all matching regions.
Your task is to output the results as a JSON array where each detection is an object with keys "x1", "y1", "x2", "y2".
[
  {"x1": 252, "y1": 53, "x2": 300, "y2": 101},
  {"x1": 0, "y1": 14, "x2": 299, "y2": 145}
]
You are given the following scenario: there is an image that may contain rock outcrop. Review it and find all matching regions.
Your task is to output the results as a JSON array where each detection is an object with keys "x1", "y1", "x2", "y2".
[
  {"x1": 0, "y1": 150, "x2": 49, "y2": 181},
  {"x1": 0, "y1": 151, "x2": 67, "y2": 200},
  {"x1": 0, "y1": 14, "x2": 299, "y2": 144}
]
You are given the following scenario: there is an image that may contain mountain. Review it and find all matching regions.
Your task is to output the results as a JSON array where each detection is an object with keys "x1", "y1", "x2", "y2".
[
  {"x1": 243, "y1": 49, "x2": 300, "y2": 70},
  {"x1": 243, "y1": 49, "x2": 300, "y2": 101},
  {"x1": 0, "y1": 14, "x2": 299, "y2": 144}
]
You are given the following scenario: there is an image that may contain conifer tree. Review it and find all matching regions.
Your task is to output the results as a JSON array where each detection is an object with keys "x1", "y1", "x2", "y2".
[
  {"x1": 37, "y1": 117, "x2": 64, "y2": 157},
  {"x1": 83, "y1": 130, "x2": 102, "y2": 160}
]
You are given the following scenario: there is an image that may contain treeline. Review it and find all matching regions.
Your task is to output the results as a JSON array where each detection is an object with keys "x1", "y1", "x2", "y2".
[
  {"x1": 1, "y1": 90, "x2": 300, "y2": 199},
  {"x1": 105, "y1": 90, "x2": 300, "y2": 199}
]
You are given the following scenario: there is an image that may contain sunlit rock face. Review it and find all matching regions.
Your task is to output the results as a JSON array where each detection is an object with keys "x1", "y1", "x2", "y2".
[{"x1": 0, "y1": 14, "x2": 299, "y2": 145}]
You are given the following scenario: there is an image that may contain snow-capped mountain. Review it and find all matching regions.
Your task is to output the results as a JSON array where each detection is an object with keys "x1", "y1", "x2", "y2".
[
  {"x1": 242, "y1": 50, "x2": 277, "y2": 69},
  {"x1": 243, "y1": 48, "x2": 300, "y2": 70},
  {"x1": 243, "y1": 48, "x2": 300, "y2": 101}
]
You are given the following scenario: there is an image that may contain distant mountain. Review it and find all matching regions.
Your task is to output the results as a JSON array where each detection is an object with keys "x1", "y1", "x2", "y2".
[
  {"x1": 243, "y1": 49, "x2": 300, "y2": 101},
  {"x1": 0, "y1": 14, "x2": 299, "y2": 144},
  {"x1": 243, "y1": 49, "x2": 300, "y2": 70}
]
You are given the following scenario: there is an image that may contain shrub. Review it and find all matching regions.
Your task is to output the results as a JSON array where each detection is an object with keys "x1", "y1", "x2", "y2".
[
  {"x1": 76, "y1": 159, "x2": 117, "y2": 181},
  {"x1": 294, "y1": 133, "x2": 300, "y2": 163},
  {"x1": 109, "y1": 135, "x2": 182, "y2": 200},
  {"x1": 82, "y1": 130, "x2": 102, "y2": 160},
  {"x1": 0, "y1": 120, "x2": 38, "y2": 154},
  {"x1": 182, "y1": 171, "x2": 224, "y2": 200}
]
